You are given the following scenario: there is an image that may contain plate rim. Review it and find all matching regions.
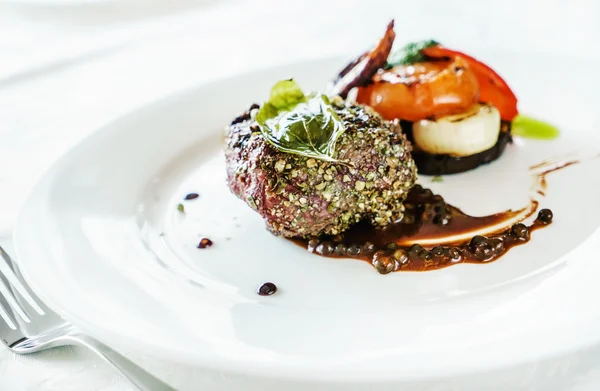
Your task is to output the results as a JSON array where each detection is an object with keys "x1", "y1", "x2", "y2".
[{"x1": 12, "y1": 54, "x2": 600, "y2": 382}]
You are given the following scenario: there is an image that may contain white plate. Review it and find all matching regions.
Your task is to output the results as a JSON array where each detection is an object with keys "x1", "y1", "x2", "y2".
[{"x1": 13, "y1": 53, "x2": 600, "y2": 389}]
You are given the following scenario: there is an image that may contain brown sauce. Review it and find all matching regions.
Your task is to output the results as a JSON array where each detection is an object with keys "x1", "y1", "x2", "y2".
[
  {"x1": 290, "y1": 157, "x2": 581, "y2": 273},
  {"x1": 339, "y1": 188, "x2": 538, "y2": 248},
  {"x1": 531, "y1": 159, "x2": 579, "y2": 198},
  {"x1": 291, "y1": 185, "x2": 551, "y2": 273}
]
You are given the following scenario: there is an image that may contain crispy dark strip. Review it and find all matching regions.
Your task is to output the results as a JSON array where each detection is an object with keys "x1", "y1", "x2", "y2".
[
  {"x1": 336, "y1": 51, "x2": 368, "y2": 80},
  {"x1": 330, "y1": 20, "x2": 395, "y2": 99}
]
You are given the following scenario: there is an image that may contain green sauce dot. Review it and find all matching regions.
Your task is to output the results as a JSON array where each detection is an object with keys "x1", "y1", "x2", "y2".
[{"x1": 512, "y1": 114, "x2": 560, "y2": 140}]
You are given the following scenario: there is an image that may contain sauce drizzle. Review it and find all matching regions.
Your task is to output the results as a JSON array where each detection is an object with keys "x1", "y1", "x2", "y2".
[{"x1": 290, "y1": 158, "x2": 580, "y2": 273}]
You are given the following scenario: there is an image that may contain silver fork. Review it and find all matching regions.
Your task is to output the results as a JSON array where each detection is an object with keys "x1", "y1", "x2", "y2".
[{"x1": 0, "y1": 245, "x2": 176, "y2": 391}]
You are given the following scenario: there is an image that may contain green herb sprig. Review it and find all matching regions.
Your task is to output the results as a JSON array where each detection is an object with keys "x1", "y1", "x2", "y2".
[
  {"x1": 385, "y1": 39, "x2": 439, "y2": 69},
  {"x1": 256, "y1": 79, "x2": 347, "y2": 163}
]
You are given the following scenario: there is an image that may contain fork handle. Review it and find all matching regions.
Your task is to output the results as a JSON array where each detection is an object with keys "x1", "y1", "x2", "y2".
[{"x1": 65, "y1": 331, "x2": 176, "y2": 391}]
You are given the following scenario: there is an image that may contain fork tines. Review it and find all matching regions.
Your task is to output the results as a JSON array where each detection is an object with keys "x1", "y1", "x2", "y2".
[{"x1": 0, "y1": 246, "x2": 44, "y2": 330}]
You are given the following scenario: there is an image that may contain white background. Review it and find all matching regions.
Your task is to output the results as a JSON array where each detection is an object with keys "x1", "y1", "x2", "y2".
[{"x1": 1, "y1": 0, "x2": 599, "y2": 389}]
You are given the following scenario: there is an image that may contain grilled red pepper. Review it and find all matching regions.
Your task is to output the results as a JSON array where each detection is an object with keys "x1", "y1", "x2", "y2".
[{"x1": 423, "y1": 46, "x2": 519, "y2": 121}]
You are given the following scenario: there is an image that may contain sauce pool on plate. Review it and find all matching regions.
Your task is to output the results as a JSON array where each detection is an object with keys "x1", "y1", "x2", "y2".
[{"x1": 291, "y1": 185, "x2": 554, "y2": 274}]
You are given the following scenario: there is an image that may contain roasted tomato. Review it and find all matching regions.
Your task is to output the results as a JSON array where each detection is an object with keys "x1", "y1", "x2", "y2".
[{"x1": 356, "y1": 56, "x2": 479, "y2": 122}]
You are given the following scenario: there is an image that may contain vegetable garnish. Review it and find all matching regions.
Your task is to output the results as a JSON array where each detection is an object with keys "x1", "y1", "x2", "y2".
[
  {"x1": 256, "y1": 79, "x2": 347, "y2": 163},
  {"x1": 333, "y1": 19, "x2": 518, "y2": 122},
  {"x1": 330, "y1": 20, "x2": 395, "y2": 99},
  {"x1": 511, "y1": 114, "x2": 560, "y2": 140},
  {"x1": 257, "y1": 78, "x2": 307, "y2": 113},
  {"x1": 422, "y1": 46, "x2": 519, "y2": 121},
  {"x1": 385, "y1": 39, "x2": 439, "y2": 69}
]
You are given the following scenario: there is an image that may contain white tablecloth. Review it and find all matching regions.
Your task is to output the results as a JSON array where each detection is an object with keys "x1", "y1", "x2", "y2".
[{"x1": 1, "y1": 0, "x2": 599, "y2": 389}]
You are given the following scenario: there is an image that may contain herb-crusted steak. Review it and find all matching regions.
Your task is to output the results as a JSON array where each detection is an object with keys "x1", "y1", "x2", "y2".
[{"x1": 225, "y1": 97, "x2": 418, "y2": 238}]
